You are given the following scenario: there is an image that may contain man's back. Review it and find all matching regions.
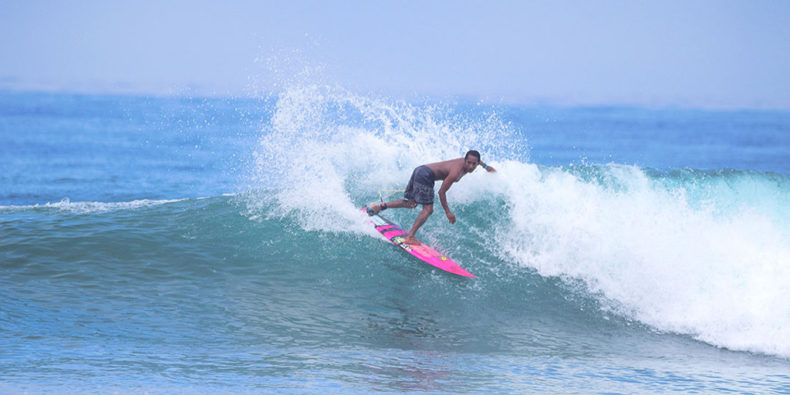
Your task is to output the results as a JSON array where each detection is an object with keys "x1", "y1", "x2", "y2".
[{"x1": 425, "y1": 158, "x2": 465, "y2": 181}]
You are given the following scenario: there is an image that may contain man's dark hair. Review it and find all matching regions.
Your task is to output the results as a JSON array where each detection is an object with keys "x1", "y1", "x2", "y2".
[{"x1": 465, "y1": 150, "x2": 481, "y2": 161}]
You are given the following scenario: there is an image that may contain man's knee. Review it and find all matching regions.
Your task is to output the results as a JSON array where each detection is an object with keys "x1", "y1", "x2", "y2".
[
  {"x1": 422, "y1": 205, "x2": 433, "y2": 215},
  {"x1": 405, "y1": 200, "x2": 417, "y2": 209}
]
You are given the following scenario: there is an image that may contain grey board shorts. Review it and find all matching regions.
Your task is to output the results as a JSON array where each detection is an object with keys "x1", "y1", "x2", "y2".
[{"x1": 403, "y1": 165, "x2": 436, "y2": 205}]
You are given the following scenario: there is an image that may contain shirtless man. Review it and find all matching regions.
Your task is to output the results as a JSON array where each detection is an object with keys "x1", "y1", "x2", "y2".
[{"x1": 368, "y1": 150, "x2": 496, "y2": 245}]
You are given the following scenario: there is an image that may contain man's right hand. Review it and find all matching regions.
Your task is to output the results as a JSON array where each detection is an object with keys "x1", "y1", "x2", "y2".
[{"x1": 446, "y1": 211, "x2": 456, "y2": 224}]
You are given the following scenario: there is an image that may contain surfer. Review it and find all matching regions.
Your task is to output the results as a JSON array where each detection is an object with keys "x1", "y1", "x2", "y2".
[{"x1": 368, "y1": 150, "x2": 496, "y2": 245}]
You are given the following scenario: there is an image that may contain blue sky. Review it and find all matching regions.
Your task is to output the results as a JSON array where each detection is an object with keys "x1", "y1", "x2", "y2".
[{"x1": 1, "y1": 0, "x2": 789, "y2": 108}]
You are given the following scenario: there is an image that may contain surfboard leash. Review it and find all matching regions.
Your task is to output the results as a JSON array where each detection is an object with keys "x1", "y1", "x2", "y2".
[{"x1": 378, "y1": 189, "x2": 404, "y2": 203}]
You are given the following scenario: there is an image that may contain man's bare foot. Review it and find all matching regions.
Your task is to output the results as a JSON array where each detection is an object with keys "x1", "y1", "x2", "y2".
[
  {"x1": 369, "y1": 204, "x2": 382, "y2": 215},
  {"x1": 404, "y1": 236, "x2": 421, "y2": 245}
]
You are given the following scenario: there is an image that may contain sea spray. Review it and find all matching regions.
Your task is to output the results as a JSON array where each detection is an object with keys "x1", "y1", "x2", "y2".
[{"x1": 249, "y1": 84, "x2": 518, "y2": 233}]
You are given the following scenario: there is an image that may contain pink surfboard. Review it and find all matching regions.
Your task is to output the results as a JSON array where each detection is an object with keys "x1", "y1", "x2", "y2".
[{"x1": 362, "y1": 207, "x2": 475, "y2": 278}]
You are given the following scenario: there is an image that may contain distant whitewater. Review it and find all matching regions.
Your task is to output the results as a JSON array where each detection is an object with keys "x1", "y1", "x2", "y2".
[{"x1": 1, "y1": 88, "x2": 789, "y2": 392}]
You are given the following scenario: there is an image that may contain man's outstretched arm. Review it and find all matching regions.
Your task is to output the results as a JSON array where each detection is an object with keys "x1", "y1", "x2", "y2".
[{"x1": 480, "y1": 161, "x2": 496, "y2": 172}]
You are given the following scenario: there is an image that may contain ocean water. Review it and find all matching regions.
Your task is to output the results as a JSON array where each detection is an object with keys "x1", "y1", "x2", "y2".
[{"x1": 1, "y1": 87, "x2": 789, "y2": 393}]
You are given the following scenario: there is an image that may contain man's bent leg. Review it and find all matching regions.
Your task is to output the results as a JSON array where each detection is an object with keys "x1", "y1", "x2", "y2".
[
  {"x1": 405, "y1": 204, "x2": 433, "y2": 245},
  {"x1": 371, "y1": 199, "x2": 416, "y2": 214}
]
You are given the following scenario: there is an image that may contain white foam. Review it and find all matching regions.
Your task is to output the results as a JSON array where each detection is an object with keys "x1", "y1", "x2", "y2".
[
  {"x1": 0, "y1": 197, "x2": 187, "y2": 214},
  {"x1": 494, "y1": 161, "x2": 790, "y2": 358}
]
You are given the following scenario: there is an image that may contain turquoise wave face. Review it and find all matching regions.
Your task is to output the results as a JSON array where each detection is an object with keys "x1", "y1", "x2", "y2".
[
  {"x1": 4, "y1": 160, "x2": 790, "y2": 359},
  {"x1": 0, "y1": 195, "x2": 607, "y2": 356}
]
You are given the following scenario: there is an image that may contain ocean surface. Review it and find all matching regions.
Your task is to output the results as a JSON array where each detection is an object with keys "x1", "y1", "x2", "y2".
[{"x1": 1, "y1": 87, "x2": 789, "y2": 393}]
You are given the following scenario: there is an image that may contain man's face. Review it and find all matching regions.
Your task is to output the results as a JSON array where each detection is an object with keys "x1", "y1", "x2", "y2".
[{"x1": 464, "y1": 156, "x2": 479, "y2": 172}]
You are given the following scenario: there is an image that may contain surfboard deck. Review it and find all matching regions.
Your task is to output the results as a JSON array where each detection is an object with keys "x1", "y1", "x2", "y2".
[{"x1": 362, "y1": 207, "x2": 475, "y2": 278}]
